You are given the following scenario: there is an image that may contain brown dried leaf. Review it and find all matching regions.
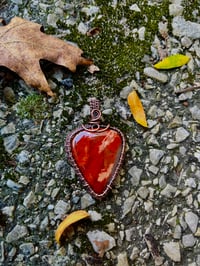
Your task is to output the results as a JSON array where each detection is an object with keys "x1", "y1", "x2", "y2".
[{"x1": 0, "y1": 17, "x2": 93, "y2": 96}]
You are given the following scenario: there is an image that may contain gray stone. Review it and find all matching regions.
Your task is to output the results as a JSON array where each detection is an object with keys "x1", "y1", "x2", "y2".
[
  {"x1": 1, "y1": 206, "x2": 15, "y2": 218},
  {"x1": 81, "y1": 193, "x2": 95, "y2": 209},
  {"x1": 54, "y1": 200, "x2": 71, "y2": 216},
  {"x1": 120, "y1": 86, "x2": 133, "y2": 99},
  {"x1": 23, "y1": 191, "x2": 36, "y2": 208},
  {"x1": 185, "y1": 178, "x2": 196, "y2": 188},
  {"x1": 17, "y1": 150, "x2": 30, "y2": 164},
  {"x1": 137, "y1": 187, "x2": 149, "y2": 199},
  {"x1": 47, "y1": 13, "x2": 58, "y2": 27},
  {"x1": 182, "y1": 234, "x2": 196, "y2": 247},
  {"x1": 81, "y1": 6, "x2": 99, "y2": 16},
  {"x1": 1, "y1": 122, "x2": 15, "y2": 135},
  {"x1": 160, "y1": 184, "x2": 177, "y2": 198},
  {"x1": 163, "y1": 242, "x2": 181, "y2": 262},
  {"x1": 129, "y1": 4, "x2": 141, "y2": 12},
  {"x1": 144, "y1": 67, "x2": 168, "y2": 83},
  {"x1": 19, "y1": 243, "x2": 35, "y2": 257},
  {"x1": 148, "y1": 165, "x2": 159, "y2": 175},
  {"x1": 88, "y1": 211, "x2": 102, "y2": 221},
  {"x1": 77, "y1": 22, "x2": 88, "y2": 34},
  {"x1": 169, "y1": 4, "x2": 183, "y2": 16},
  {"x1": 55, "y1": 160, "x2": 68, "y2": 174},
  {"x1": 130, "y1": 246, "x2": 139, "y2": 261},
  {"x1": 87, "y1": 230, "x2": 116, "y2": 255},
  {"x1": 181, "y1": 36, "x2": 192, "y2": 48},
  {"x1": 6, "y1": 179, "x2": 22, "y2": 191},
  {"x1": 116, "y1": 252, "x2": 129, "y2": 266},
  {"x1": 190, "y1": 106, "x2": 200, "y2": 121},
  {"x1": 122, "y1": 195, "x2": 136, "y2": 218},
  {"x1": 129, "y1": 166, "x2": 143, "y2": 186},
  {"x1": 175, "y1": 127, "x2": 190, "y2": 142},
  {"x1": 3, "y1": 134, "x2": 19, "y2": 153},
  {"x1": 185, "y1": 212, "x2": 199, "y2": 233},
  {"x1": 173, "y1": 225, "x2": 182, "y2": 239},
  {"x1": 6, "y1": 225, "x2": 28, "y2": 243},
  {"x1": 40, "y1": 216, "x2": 49, "y2": 231},
  {"x1": 144, "y1": 200, "x2": 153, "y2": 213},
  {"x1": 149, "y1": 149, "x2": 165, "y2": 165},
  {"x1": 172, "y1": 16, "x2": 200, "y2": 39}
]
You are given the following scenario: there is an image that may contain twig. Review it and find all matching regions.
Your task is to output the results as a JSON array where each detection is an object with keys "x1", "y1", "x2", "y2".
[{"x1": 175, "y1": 86, "x2": 200, "y2": 94}]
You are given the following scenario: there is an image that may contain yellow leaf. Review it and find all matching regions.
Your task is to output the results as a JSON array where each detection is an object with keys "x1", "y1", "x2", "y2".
[
  {"x1": 55, "y1": 210, "x2": 90, "y2": 244},
  {"x1": 127, "y1": 90, "x2": 148, "y2": 127},
  {"x1": 154, "y1": 54, "x2": 190, "y2": 69}
]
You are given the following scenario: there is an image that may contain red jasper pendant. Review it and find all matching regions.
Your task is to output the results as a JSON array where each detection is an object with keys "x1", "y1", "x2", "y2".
[{"x1": 65, "y1": 98, "x2": 125, "y2": 199}]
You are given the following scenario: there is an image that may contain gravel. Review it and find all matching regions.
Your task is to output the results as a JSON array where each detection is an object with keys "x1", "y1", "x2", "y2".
[{"x1": 0, "y1": 0, "x2": 200, "y2": 265}]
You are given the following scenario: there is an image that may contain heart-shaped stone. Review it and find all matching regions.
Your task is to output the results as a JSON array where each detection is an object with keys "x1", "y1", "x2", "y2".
[{"x1": 65, "y1": 126, "x2": 125, "y2": 199}]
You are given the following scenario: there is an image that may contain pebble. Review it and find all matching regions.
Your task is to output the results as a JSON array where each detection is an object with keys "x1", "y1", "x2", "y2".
[
  {"x1": 175, "y1": 127, "x2": 190, "y2": 142},
  {"x1": 81, "y1": 193, "x2": 95, "y2": 209},
  {"x1": 172, "y1": 16, "x2": 200, "y2": 39},
  {"x1": 23, "y1": 191, "x2": 36, "y2": 208},
  {"x1": 173, "y1": 225, "x2": 182, "y2": 239},
  {"x1": 1, "y1": 122, "x2": 16, "y2": 135},
  {"x1": 3, "y1": 134, "x2": 19, "y2": 153},
  {"x1": 169, "y1": 4, "x2": 183, "y2": 16},
  {"x1": 143, "y1": 67, "x2": 168, "y2": 83},
  {"x1": 86, "y1": 230, "x2": 116, "y2": 255},
  {"x1": 116, "y1": 252, "x2": 129, "y2": 266},
  {"x1": 55, "y1": 160, "x2": 68, "y2": 174},
  {"x1": 182, "y1": 234, "x2": 196, "y2": 247},
  {"x1": 6, "y1": 179, "x2": 22, "y2": 191},
  {"x1": 17, "y1": 150, "x2": 30, "y2": 164},
  {"x1": 54, "y1": 200, "x2": 71, "y2": 216},
  {"x1": 77, "y1": 22, "x2": 88, "y2": 34},
  {"x1": 185, "y1": 212, "x2": 199, "y2": 233},
  {"x1": 6, "y1": 225, "x2": 28, "y2": 243},
  {"x1": 121, "y1": 195, "x2": 136, "y2": 218},
  {"x1": 120, "y1": 85, "x2": 133, "y2": 99},
  {"x1": 88, "y1": 210, "x2": 102, "y2": 221},
  {"x1": 190, "y1": 106, "x2": 200, "y2": 120},
  {"x1": 129, "y1": 4, "x2": 141, "y2": 12},
  {"x1": 1, "y1": 206, "x2": 15, "y2": 218},
  {"x1": 163, "y1": 242, "x2": 181, "y2": 262},
  {"x1": 130, "y1": 246, "x2": 139, "y2": 261},
  {"x1": 160, "y1": 184, "x2": 177, "y2": 198},
  {"x1": 149, "y1": 149, "x2": 165, "y2": 165},
  {"x1": 128, "y1": 166, "x2": 143, "y2": 186},
  {"x1": 81, "y1": 6, "x2": 99, "y2": 16},
  {"x1": 19, "y1": 243, "x2": 35, "y2": 257},
  {"x1": 137, "y1": 187, "x2": 149, "y2": 199}
]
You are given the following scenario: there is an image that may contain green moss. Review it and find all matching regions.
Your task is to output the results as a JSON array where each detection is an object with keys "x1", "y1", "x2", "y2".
[
  {"x1": 16, "y1": 93, "x2": 50, "y2": 121},
  {"x1": 182, "y1": 0, "x2": 200, "y2": 20},
  {"x1": 57, "y1": 0, "x2": 170, "y2": 102}
]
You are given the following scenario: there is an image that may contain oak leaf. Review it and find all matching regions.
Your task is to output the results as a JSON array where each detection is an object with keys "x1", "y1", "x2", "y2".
[{"x1": 0, "y1": 17, "x2": 93, "y2": 96}]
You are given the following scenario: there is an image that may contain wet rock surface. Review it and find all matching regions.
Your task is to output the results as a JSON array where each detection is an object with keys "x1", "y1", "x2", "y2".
[{"x1": 0, "y1": 0, "x2": 200, "y2": 265}]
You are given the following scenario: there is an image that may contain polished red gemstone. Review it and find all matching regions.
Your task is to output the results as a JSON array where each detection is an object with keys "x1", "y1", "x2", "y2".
[{"x1": 70, "y1": 128, "x2": 124, "y2": 197}]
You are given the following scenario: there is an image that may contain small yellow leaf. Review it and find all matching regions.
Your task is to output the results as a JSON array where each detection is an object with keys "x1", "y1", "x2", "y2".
[
  {"x1": 127, "y1": 90, "x2": 148, "y2": 127},
  {"x1": 55, "y1": 210, "x2": 90, "y2": 244},
  {"x1": 154, "y1": 54, "x2": 190, "y2": 69}
]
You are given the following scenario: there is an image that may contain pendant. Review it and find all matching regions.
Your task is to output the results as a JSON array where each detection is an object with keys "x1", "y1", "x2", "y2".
[{"x1": 65, "y1": 98, "x2": 125, "y2": 199}]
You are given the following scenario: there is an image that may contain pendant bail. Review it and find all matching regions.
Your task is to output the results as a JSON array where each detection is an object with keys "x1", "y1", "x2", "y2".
[{"x1": 89, "y1": 97, "x2": 101, "y2": 124}]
